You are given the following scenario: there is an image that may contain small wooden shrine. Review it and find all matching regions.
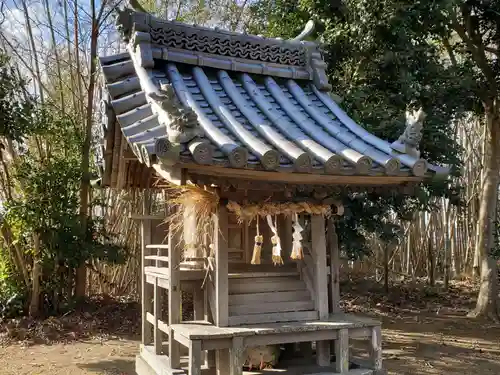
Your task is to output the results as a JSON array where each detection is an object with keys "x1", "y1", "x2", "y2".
[{"x1": 96, "y1": 2, "x2": 449, "y2": 374}]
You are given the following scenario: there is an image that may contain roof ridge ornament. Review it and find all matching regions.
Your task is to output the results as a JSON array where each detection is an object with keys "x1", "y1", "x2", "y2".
[
  {"x1": 390, "y1": 108, "x2": 426, "y2": 159},
  {"x1": 149, "y1": 82, "x2": 202, "y2": 144},
  {"x1": 292, "y1": 20, "x2": 316, "y2": 41}
]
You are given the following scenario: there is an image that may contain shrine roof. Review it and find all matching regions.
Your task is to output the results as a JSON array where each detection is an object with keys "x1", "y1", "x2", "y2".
[{"x1": 96, "y1": 6, "x2": 449, "y2": 189}]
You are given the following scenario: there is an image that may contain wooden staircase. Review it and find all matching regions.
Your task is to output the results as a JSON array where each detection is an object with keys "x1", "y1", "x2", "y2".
[{"x1": 227, "y1": 268, "x2": 318, "y2": 326}]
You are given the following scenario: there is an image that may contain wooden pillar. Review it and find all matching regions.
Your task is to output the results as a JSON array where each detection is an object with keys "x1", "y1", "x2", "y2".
[
  {"x1": 311, "y1": 215, "x2": 329, "y2": 318},
  {"x1": 168, "y1": 220, "x2": 181, "y2": 368},
  {"x1": 280, "y1": 214, "x2": 295, "y2": 356},
  {"x1": 153, "y1": 278, "x2": 163, "y2": 354},
  {"x1": 216, "y1": 349, "x2": 231, "y2": 375},
  {"x1": 230, "y1": 337, "x2": 244, "y2": 375},
  {"x1": 370, "y1": 326, "x2": 383, "y2": 372},
  {"x1": 335, "y1": 328, "x2": 349, "y2": 372},
  {"x1": 311, "y1": 214, "x2": 330, "y2": 366},
  {"x1": 141, "y1": 190, "x2": 153, "y2": 345},
  {"x1": 189, "y1": 340, "x2": 202, "y2": 375},
  {"x1": 214, "y1": 202, "x2": 229, "y2": 327},
  {"x1": 204, "y1": 290, "x2": 216, "y2": 369},
  {"x1": 328, "y1": 217, "x2": 341, "y2": 313},
  {"x1": 328, "y1": 205, "x2": 342, "y2": 360}
]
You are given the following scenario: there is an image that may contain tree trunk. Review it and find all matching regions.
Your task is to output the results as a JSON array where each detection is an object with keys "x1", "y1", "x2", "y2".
[
  {"x1": 383, "y1": 243, "x2": 389, "y2": 293},
  {"x1": 75, "y1": 0, "x2": 99, "y2": 298},
  {"x1": 473, "y1": 124, "x2": 489, "y2": 277},
  {"x1": 427, "y1": 237, "x2": 435, "y2": 287},
  {"x1": 469, "y1": 109, "x2": 500, "y2": 321}
]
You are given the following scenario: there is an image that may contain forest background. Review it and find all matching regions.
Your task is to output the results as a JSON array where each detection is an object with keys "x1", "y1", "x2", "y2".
[{"x1": 0, "y1": 0, "x2": 498, "y2": 323}]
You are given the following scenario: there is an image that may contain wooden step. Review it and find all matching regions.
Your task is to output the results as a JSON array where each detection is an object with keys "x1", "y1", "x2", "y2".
[
  {"x1": 144, "y1": 266, "x2": 168, "y2": 276},
  {"x1": 228, "y1": 270, "x2": 299, "y2": 278},
  {"x1": 228, "y1": 310, "x2": 318, "y2": 326},
  {"x1": 229, "y1": 290, "x2": 311, "y2": 306},
  {"x1": 229, "y1": 300, "x2": 314, "y2": 316},
  {"x1": 145, "y1": 273, "x2": 169, "y2": 289},
  {"x1": 228, "y1": 278, "x2": 306, "y2": 294},
  {"x1": 144, "y1": 255, "x2": 169, "y2": 262},
  {"x1": 146, "y1": 244, "x2": 169, "y2": 249}
]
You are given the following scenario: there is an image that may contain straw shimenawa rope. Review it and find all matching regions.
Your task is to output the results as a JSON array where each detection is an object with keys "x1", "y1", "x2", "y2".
[{"x1": 226, "y1": 201, "x2": 332, "y2": 222}]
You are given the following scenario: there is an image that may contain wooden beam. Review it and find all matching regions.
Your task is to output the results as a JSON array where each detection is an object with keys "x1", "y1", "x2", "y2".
[
  {"x1": 214, "y1": 203, "x2": 229, "y2": 327},
  {"x1": 141, "y1": 190, "x2": 153, "y2": 345},
  {"x1": 168, "y1": 218, "x2": 181, "y2": 368},
  {"x1": 185, "y1": 163, "x2": 423, "y2": 185}
]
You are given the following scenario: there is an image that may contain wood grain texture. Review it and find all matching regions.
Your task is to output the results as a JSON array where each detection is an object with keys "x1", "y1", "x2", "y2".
[
  {"x1": 168, "y1": 218, "x2": 181, "y2": 368},
  {"x1": 311, "y1": 215, "x2": 329, "y2": 319},
  {"x1": 153, "y1": 278, "x2": 163, "y2": 355},
  {"x1": 316, "y1": 340, "x2": 330, "y2": 367},
  {"x1": 328, "y1": 217, "x2": 341, "y2": 313},
  {"x1": 228, "y1": 290, "x2": 310, "y2": 306},
  {"x1": 188, "y1": 340, "x2": 202, "y2": 375},
  {"x1": 228, "y1": 310, "x2": 318, "y2": 326},
  {"x1": 335, "y1": 328, "x2": 349, "y2": 373},
  {"x1": 141, "y1": 191, "x2": 153, "y2": 345},
  {"x1": 370, "y1": 326, "x2": 383, "y2": 371},
  {"x1": 230, "y1": 337, "x2": 245, "y2": 375},
  {"x1": 215, "y1": 203, "x2": 229, "y2": 326}
]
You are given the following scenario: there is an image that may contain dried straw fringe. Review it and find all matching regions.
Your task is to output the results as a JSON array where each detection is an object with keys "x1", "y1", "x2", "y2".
[{"x1": 162, "y1": 184, "x2": 219, "y2": 257}]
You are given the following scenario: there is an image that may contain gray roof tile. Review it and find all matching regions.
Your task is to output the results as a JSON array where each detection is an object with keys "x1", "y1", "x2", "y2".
[{"x1": 98, "y1": 10, "x2": 449, "y2": 179}]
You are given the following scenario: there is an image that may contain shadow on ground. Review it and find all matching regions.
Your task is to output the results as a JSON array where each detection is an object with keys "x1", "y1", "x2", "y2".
[
  {"x1": 345, "y1": 279, "x2": 500, "y2": 375},
  {"x1": 79, "y1": 358, "x2": 136, "y2": 375}
]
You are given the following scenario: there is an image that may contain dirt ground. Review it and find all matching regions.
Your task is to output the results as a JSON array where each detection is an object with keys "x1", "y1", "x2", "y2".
[{"x1": 1, "y1": 280, "x2": 499, "y2": 375}]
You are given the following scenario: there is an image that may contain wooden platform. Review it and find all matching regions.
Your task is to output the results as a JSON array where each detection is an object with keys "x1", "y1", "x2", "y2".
[
  {"x1": 137, "y1": 344, "x2": 378, "y2": 375},
  {"x1": 171, "y1": 313, "x2": 379, "y2": 348},
  {"x1": 140, "y1": 313, "x2": 383, "y2": 375}
]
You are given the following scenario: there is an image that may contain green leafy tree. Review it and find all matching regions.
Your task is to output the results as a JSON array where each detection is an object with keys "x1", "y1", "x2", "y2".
[
  {"x1": 247, "y1": 0, "x2": 464, "y2": 254},
  {"x1": 247, "y1": 0, "x2": 500, "y2": 320}
]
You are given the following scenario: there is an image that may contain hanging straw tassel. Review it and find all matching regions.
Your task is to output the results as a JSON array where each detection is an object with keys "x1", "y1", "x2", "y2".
[
  {"x1": 290, "y1": 213, "x2": 304, "y2": 260},
  {"x1": 267, "y1": 215, "x2": 283, "y2": 266},
  {"x1": 251, "y1": 217, "x2": 263, "y2": 265}
]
